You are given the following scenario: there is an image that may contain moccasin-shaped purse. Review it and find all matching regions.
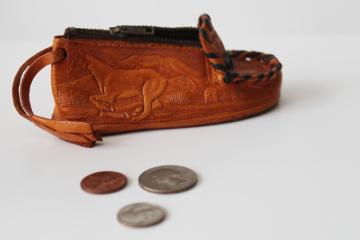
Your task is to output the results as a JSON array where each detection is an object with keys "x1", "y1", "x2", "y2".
[{"x1": 13, "y1": 14, "x2": 282, "y2": 147}]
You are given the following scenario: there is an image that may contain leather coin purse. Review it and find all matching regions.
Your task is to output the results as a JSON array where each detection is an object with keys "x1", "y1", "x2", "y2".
[{"x1": 13, "y1": 14, "x2": 282, "y2": 147}]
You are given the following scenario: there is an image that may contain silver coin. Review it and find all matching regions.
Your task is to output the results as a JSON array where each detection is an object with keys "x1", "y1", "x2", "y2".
[
  {"x1": 117, "y1": 203, "x2": 166, "y2": 227},
  {"x1": 139, "y1": 165, "x2": 198, "y2": 193}
]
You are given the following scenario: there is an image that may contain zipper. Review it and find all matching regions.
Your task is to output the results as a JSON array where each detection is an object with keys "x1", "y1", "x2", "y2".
[{"x1": 64, "y1": 26, "x2": 200, "y2": 47}]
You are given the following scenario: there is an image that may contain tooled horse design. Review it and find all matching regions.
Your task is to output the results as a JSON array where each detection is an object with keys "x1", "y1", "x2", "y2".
[{"x1": 85, "y1": 54, "x2": 202, "y2": 120}]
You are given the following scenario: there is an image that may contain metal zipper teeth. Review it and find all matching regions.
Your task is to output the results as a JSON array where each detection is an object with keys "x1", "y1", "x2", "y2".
[{"x1": 64, "y1": 27, "x2": 200, "y2": 46}]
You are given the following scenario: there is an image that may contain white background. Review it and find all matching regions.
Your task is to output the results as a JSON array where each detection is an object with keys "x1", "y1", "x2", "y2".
[{"x1": 1, "y1": 0, "x2": 359, "y2": 239}]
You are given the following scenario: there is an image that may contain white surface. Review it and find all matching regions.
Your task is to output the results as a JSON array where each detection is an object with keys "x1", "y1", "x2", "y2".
[{"x1": 1, "y1": 1, "x2": 360, "y2": 240}]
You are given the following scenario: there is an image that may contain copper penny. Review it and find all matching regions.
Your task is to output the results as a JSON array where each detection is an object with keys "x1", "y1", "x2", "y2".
[{"x1": 81, "y1": 171, "x2": 127, "y2": 194}]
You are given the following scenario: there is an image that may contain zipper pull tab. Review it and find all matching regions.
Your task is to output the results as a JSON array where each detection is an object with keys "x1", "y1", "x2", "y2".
[{"x1": 109, "y1": 26, "x2": 155, "y2": 37}]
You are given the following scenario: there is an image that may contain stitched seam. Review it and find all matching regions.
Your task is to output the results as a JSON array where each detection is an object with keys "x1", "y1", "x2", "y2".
[
  {"x1": 203, "y1": 54, "x2": 211, "y2": 91},
  {"x1": 63, "y1": 39, "x2": 202, "y2": 52}
]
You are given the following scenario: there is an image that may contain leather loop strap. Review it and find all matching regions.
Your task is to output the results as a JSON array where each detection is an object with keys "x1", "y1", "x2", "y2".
[{"x1": 12, "y1": 47, "x2": 102, "y2": 147}]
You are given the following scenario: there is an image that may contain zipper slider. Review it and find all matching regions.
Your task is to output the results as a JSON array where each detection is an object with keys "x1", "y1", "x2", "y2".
[{"x1": 109, "y1": 25, "x2": 155, "y2": 37}]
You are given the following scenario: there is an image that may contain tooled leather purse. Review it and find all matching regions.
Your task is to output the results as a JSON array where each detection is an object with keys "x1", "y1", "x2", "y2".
[{"x1": 13, "y1": 14, "x2": 282, "y2": 147}]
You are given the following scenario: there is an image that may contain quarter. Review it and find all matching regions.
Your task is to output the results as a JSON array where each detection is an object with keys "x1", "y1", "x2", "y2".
[{"x1": 138, "y1": 165, "x2": 198, "y2": 193}]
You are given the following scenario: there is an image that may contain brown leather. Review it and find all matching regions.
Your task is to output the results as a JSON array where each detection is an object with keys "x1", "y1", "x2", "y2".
[
  {"x1": 13, "y1": 47, "x2": 101, "y2": 147},
  {"x1": 198, "y1": 14, "x2": 227, "y2": 80},
  {"x1": 13, "y1": 14, "x2": 282, "y2": 147}
]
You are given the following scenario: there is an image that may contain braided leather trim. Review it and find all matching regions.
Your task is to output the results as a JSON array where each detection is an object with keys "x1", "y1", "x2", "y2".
[
  {"x1": 219, "y1": 50, "x2": 283, "y2": 84},
  {"x1": 198, "y1": 14, "x2": 282, "y2": 84},
  {"x1": 198, "y1": 14, "x2": 227, "y2": 69}
]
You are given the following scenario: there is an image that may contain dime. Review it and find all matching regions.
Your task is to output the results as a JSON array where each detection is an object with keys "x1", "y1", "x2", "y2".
[
  {"x1": 117, "y1": 203, "x2": 166, "y2": 227},
  {"x1": 138, "y1": 165, "x2": 198, "y2": 193},
  {"x1": 80, "y1": 171, "x2": 127, "y2": 194}
]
